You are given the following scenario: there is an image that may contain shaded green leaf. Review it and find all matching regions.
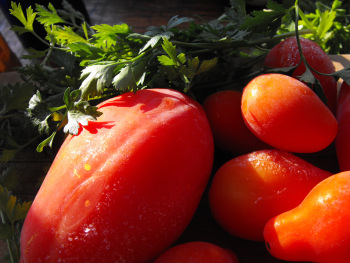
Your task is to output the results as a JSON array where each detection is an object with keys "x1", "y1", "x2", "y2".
[
  {"x1": 241, "y1": 0, "x2": 287, "y2": 34},
  {"x1": 197, "y1": 57, "x2": 218, "y2": 74},
  {"x1": 166, "y1": 15, "x2": 195, "y2": 30},
  {"x1": 0, "y1": 185, "x2": 31, "y2": 225},
  {"x1": 36, "y1": 131, "x2": 56, "y2": 152},
  {"x1": 26, "y1": 91, "x2": 52, "y2": 135}
]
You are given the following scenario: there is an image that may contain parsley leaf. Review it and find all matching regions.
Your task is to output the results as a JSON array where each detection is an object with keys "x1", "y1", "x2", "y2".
[
  {"x1": 0, "y1": 185, "x2": 31, "y2": 263},
  {"x1": 26, "y1": 91, "x2": 52, "y2": 135},
  {"x1": 241, "y1": 0, "x2": 288, "y2": 36},
  {"x1": 35, "y1": 3, "x2": 65, "y2": 26},
  {"x1": 80, "y1": 62, "x2": 120, "y2": 99},
  {"x1": 9, "y1": 2, "x2": 36, "y2": 35},
  {"x1": 91, "y1": 24, "x2": 132, "y2": 49},
  {"x1": 62, "y1": 88, "x2": 102, "y2": 135}
]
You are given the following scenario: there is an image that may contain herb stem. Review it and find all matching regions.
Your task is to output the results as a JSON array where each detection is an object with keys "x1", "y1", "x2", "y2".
[{"x1": 172, "y1": 29, "x2": 314, "y2": 50}]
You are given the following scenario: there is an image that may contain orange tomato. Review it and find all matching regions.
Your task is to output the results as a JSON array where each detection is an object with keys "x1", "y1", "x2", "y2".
[
  {"x1": 241, "y1": 73, "x2": 338, "y2": 153},
  {"x1": 208, "y1": 149, "x2": 332, "y2": 241},
  {"x1": 264, "y1": 171, "x2": 350, "y2": 263},
  {"x1": 202, "y1": 90, "x2": 269, "y2": 155}
]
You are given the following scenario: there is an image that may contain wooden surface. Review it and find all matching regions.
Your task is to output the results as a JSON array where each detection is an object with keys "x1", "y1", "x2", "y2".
[{"x1": 0, "y1": 1, "x2": 349, "y2": 263}]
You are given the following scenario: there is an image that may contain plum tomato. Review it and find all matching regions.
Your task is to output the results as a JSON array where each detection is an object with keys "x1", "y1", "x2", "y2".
[
  {"x1": 154, "y1": 241, "x2": 239, "y2": 263},
  {"x1": 202, "y1": 90, "x2": 269, "y2": 156},
  {"x1": 264, "y1": 171, "x2": 350, "y2": 263},
  {"x1": 241, "y1": 73, "x2": 338, "y2": 153},
  {"x1": 208, "y1": 149, "x2": 332, "y2": 241},
  {"x1": 335, "y1": 81, "x2": 350, "y2": 171},
  {"x1": 19, "y1": 88, "x2": 214, "y2": 263}
]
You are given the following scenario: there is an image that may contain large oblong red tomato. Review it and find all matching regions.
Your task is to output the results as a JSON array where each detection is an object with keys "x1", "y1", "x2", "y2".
[{"x1": 20, "y1": 89, "x2": 214, "y2": 263}]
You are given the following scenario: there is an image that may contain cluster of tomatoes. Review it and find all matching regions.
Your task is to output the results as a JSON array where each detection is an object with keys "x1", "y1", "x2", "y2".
[
  {"x1": 19, "y1": 36, "x2": 350, "y2": 263},
  {"x1": 199, "y1": 36, "x2": 350, "y2": 263}
]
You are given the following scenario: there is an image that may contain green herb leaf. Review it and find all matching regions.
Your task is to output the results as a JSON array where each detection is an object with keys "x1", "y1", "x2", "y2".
[
  {"x1": 0, "y1": 185, "x2": 31, "y2": 225},
  {"x1": 0, "y1": 82, "x2": 36, "y2": 115},
  {"x1": 80, "y1": 62, "x2": 120, "y2": 99},
  {"x1": 26, "y1": 91, "x2": 52, "y2": 135},
  {"x1": 62, "y1": 88, "x2": 102, "y2": 135},
  {"x1": 9, "y1": 2, "x2": 37, "y2": 34},
  {"x1": 50, "y1": 25, "x2": 88, "y2": 46},
  {"x1": 91, "y1": 23, "x2": 132, "y2": 49},
  {"x1": 197, "y1": 57, "x2": 218, "y2": 74},
  {"x1": 36, "y1": 131, "x2": 56, "y2": 152},
  {"x1": 35, "y1": 3, "x2": 65, "y2": 26},
  {"x1": 166, "y1": 15, "x2": 195, "y2": 30},
  {"x1": 241, "y1": 0, "x2": 288, "y2": 35},
  {"x1": 112, "y1": 64, "x2": 138, "y2": 93}
]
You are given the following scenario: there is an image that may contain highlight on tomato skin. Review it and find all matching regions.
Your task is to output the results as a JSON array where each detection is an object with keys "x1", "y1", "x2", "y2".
[
  {"x1": 263, "y1": 171, "x2": 350, "y2": 263},
  {"x1": 19, "y1": 88, "x2": 215, "y2": 263},
  {"x1": 208, "y1": 149, "x2": 332, "y2": 242},
  {"x1": 241, "y1": 73, "x2": 338, "y2": 153},
  {"x1": 264, "y1": 36, "x2": 338, "y2": 114},
  {"x1": 202, "y1": 89, "x2": 270, "y2": 156},
  {"x1": 154, "y1": 241, "x2": 239, "y2": 263}
]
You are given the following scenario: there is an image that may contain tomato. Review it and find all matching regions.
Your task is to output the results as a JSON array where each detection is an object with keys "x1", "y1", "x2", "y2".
[
  {"x1": 264, "y1": 171, "x2": 350, "y2": 263},
  {"x1": 335, "y1": 81, "x2": 350, "y2": 171},
  {"x1": 241, "y1": 73, "x2": 338, "y2": 153},
  {"x1": 154, "y1": 241, "x2": 239, "y2": 263},
  {"x1": 264, "y1": 36, "x2": 338, "y2": 114},
  {"x1": 202, "y1": 90, "x2": 269, "y2": 156},
  {"x1": 20, "y1": 89, "x2": 214, "y2": 263},
  {"x1": 208, "y1": 149, "x2": 332, "y2": 241}
]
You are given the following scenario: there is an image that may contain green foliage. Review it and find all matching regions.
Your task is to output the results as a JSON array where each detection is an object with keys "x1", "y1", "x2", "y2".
[
  {"x1": 0, "y1": 185, "x2": 31, "y2": 263},
  {"x1": 241, "y1": 0, "x2": 290, "y2": 36},
  {"x1": 4, "y1": 0, "x2": 350, "y2": 153},
  {"x1": 9, "y1": 2, "x2": 36, "y2": 35},
  {"x1": 279, "y1": 0, "x2": 350, "y2": 53}
]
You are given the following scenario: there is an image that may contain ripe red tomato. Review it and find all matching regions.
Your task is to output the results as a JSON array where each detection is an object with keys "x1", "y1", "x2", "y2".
[
  {"x1": 264, "y1": 171, "x2": 350, "y2": 263},
  {"x1": 154, "y1": 241, "x2": 239, "y2": 263},
  {"x1": 20, "y1": 89, "x2": 214, "y2": 263},
  {"x1": 335, "y1": 81, "x2": 350, "y2": 171},
  {"x1": 241, "y1": 73, "x2": 338, "y2": 153},
  {"x1": 202, "y1": 90, "x2": 269, "y2": 155},
  {"x1": 264, "y1": 36, "x2": 338, "y2": 114},
  {"x1": 209, "y1": 149, "x2": 332, "y2": 241}
]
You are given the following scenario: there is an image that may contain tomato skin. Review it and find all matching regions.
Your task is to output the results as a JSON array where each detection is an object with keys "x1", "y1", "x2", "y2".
[
  {"x1": 208, "y1": 149, "x2": 332, "y2": 241},
  {"x1": 264, "y1": 36, "x2": 337, "y2": 114},
  {"x1": 264, "y1": 171, "x2": 350, "y2": 263},
  {"x1": 154, "y1": 241, "x2": 239, "y2": 263},
  {"x1": 20, "y1": 89, "x2": 214, "y2": 263},
  {"x1": 241, "y1": 73, "x2": 338, "y2": 153},
  {"x1": 335, "y1": 81, "x2": 350, "y2": 171},
  {"x1": 202, "y1": 90, "x2": 269, "y2": 155}
]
